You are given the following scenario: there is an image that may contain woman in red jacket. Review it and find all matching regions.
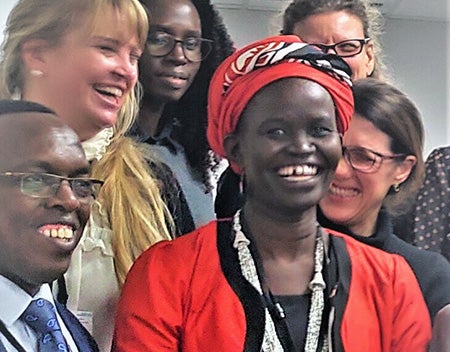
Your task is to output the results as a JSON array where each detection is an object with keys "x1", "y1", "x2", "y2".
[{"x1": 113, "y1": 35, "x2": 431, "y2": 351}]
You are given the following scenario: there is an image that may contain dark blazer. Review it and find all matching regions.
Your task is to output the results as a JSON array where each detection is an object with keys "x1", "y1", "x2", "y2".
[{"x1": 0, "y1": 300, "x2": 99, "y2": 352}]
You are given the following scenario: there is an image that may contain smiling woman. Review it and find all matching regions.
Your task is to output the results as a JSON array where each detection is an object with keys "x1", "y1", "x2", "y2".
[
  {"x1": 133, "y1": 0, "x2": 234, "y2": 230},
  {"x1": 318, "y1": 78, "x2": 450, "y2": 326},
  {"x1": 113, "y1": 35, "x2": 431, "y2": 352},
  {"x1": 0, "y1": 0, "x2": 178, "y2": 350}
]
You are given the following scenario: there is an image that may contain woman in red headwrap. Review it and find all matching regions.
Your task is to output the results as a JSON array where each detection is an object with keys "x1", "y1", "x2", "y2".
[{"x1": 112, "y1": 35, "x2": 431, "y2": 352}]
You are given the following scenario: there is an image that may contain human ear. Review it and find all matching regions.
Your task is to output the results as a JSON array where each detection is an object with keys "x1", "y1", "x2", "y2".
[
  {"x1": 365, "y1": 41, "x2": 376, "y2": 77},
  {"x1": 223, "y1": 133, "x2": 243, "y2": 168},
  {"x1": 393, "y1": 155, "x2": 417, "y2": 185},
  {"x1": 21, "y1": 39, "x2": 51, "y2": 75}
]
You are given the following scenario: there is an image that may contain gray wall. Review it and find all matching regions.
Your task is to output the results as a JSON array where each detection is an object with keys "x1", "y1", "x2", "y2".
[
  {"x1": 0, "y1": 1, "x2": 15, "y2": 35},
  {"x1": 383, "y1": 18, "x2": 449, "y2": 155}
]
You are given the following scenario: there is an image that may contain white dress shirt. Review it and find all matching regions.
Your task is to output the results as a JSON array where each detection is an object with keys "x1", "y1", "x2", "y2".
[{"x1": 0, "y1": 276, "x2": 78, "y2": 352}]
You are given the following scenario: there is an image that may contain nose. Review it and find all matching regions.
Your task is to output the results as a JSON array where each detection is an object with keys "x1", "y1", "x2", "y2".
[
  {"x1": 113, "y1": 54, "x2": 138, "y2": 82},
  {"x1": 288, "y1": 133, "x2": 316, "y2": 154},
  {"x1": 166, "y1": 41, "x2": 188, "y2": 63},
  {"x1": 334, "y1": 156, "x2": 353, "y2": 178},
  {"x1": 324, "y1": 46, "x2": 338, "y2": 55},
  {"x1": 46, "y1": 181, "x2": 81, "y2": 212}
]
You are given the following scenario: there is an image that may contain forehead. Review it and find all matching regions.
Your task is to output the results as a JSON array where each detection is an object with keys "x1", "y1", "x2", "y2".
[
  {"x1": 147, "y1": 0, "x2": 201, "y2": 31},
  {"x1": 77, "y1": 5, "x2": 143, "y2": 49},
  {"x1": 344, "y1": 115, "x2": 390, "y2": 147},
  {"x1": 0, "y1": 113, "x2": 87, "y2": 172},
  {"x1": 293, "y1": 11, "x2": 365, "y2": 40}
]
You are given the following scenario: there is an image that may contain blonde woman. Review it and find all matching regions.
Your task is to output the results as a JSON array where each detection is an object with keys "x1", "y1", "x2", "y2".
[{"x1": 0, "y1": 0, "x2": 176, "y2": 350}]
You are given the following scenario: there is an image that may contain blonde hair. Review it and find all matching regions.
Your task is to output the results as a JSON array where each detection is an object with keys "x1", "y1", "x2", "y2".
[{"x1": 0, "y1": 0, "x2": 174, "y2": 285}]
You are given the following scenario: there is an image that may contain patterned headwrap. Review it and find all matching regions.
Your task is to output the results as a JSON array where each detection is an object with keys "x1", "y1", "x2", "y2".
[{"x1": 207, "y1": 35, "x2": 354, "y2": 173}]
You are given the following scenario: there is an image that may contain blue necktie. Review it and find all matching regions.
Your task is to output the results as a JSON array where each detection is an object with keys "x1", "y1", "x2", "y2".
[{"x1": 20, "y1": 298, "x2": 69, "y2": 352}]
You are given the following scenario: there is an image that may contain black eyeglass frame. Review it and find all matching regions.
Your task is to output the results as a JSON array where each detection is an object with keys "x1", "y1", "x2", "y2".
[
  {"x1": 0, "y1": 172, "x2": 104, "y2": 202},
  {"x1": 342, "y1": 146, "x2": 406, "y2": 174},
  {"x1": 310, "y1": 38, "x2": 371, "y2": 58},
  {"x1": 146, "y1": 32, "x2": 214, "y2": 63}
]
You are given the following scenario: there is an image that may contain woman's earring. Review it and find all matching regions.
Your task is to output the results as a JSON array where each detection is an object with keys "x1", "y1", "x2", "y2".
[
  {"x1": 393, "y1": 183, "x2": 400, "y2": 193},
  {"x1": 30, "y1": 69, "x2": 43, "y2": 77},
  {"x1": 239, "y1": 172, "x2": 245, "y2": 195}
]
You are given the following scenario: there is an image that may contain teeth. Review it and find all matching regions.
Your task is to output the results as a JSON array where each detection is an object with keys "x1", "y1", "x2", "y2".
[
  {"x1": 39, "y1": 225, "x2": 74, "y2": 241},
  {"x1": 329, "y1": 184, "x2": 359, "y2": 197},
  {"x1": 168, "y1": 73, "x2": 185, "y2": 79},
  {"x1": 96, "y1": 86, "x2": 123, "y2": 97},
  {"x1": 278, "y1": 165, "x2": 318, "y2": 177}
]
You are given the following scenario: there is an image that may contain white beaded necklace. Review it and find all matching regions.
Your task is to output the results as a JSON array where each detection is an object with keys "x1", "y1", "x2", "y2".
[{"x1": 232, "y1": 210, "x2": 328, "y2": 352}]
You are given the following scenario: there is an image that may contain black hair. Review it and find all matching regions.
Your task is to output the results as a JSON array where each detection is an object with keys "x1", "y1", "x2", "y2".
[
  {"x1": 159, "y1": 0, "x2": 235, "y2": 191},
  {"x1": 0, "y1": 99, "x2": 55, "y2": 116}
]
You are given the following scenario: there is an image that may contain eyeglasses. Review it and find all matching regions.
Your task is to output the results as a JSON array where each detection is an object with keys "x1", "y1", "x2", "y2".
[
  {"x1": 343, "y1": 146, "x2": 406, "y2": 173},
  {"x1": 147, "y1": 32, "x2": 213, "y2": 62},
  {"x1": 310, "y1": 38, "x2": 370, "y2": 58},
  {"x1": 0, "y1": 172, "x2": 103, "y2": 203}
]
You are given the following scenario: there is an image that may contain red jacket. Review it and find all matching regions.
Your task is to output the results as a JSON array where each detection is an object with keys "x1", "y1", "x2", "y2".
[{"x1": 113, "y1": 220, "x2": 431, "y2": 351}]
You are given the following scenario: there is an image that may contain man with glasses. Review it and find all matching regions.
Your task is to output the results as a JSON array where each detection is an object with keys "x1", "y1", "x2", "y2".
[{"x1": 0, "y1": 100, "x2": 100, "y2": 352}]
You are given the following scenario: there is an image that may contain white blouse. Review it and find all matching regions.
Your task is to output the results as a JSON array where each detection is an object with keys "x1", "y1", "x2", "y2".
[{"x1": 64, "y1": 128, "x2": 118, "y2": 352}]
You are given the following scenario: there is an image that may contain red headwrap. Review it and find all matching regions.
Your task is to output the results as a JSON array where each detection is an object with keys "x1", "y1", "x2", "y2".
[{"x1": 207, "y1": 35, "x2": 354, "y2": 173}]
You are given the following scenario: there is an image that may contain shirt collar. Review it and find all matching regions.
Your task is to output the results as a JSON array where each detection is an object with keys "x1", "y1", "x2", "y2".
[
  {"x1": 0, "y1": 276, "x2": 54, "y2": 327},
  {"x1": 130, "y1": 120, "x2": 183, "y2": 154},
  {"x1": 318, "y1": 207, "x2": 391, "y2": 249}
]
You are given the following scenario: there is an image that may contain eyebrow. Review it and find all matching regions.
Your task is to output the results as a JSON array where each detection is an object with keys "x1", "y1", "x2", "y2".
[
  {"x1": 91, "y1": 36, "x2": 142, "y2": 53},
  {"x1": 10, "y1": 161, "x2": 90, "y2": 177},
  {"x1": 149, "y1": 25, "x2": 202, "y2": 37}
]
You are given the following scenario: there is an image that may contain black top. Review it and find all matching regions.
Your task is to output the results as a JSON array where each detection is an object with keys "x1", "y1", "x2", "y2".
[
  {"x1": 274, "y1": 294, "x2": 310, "y2": 351},
  {"x1": 130, "y1": 123, "x2": 195, "y2": 236},
  {"x1": 149, "y1": 160, "x2": 195, "y2": 236},
  {"x1": 319, "y1": 208, "x2": 450, "y2": 321}
]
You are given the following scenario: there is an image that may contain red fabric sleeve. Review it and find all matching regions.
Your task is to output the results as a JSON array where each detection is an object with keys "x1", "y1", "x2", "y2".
[
  {"x1": 336, "y1": 232, "x2": 432, "y2": 351},
  {"x1": 390, "y1": 255, "x2": 432, "y2": 351},
  {"x1": 112, "y1": 240, "x2": 186, "y2": 351}
]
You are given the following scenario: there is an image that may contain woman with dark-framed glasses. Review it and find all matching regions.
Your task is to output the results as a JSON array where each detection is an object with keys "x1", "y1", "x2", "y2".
[
  {"x1": 133, "y1": 0, "x2": 234, "y2": 230},
  {"x1": 281, "y1": 0, "x2": 389, "y2": 80},
  {"x1": 319, "y1": 78, "x2": 450, "y2": 325}
]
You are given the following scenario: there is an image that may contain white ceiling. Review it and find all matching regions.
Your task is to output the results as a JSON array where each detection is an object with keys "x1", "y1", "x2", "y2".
[{"x1": 377, "y1": 0, "x2": 449, "y2": 22}]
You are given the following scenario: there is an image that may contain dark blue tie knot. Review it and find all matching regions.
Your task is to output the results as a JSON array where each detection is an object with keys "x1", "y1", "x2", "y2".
[{"x1": 20, "y1": 298, "x2": 69, "y2": 352}]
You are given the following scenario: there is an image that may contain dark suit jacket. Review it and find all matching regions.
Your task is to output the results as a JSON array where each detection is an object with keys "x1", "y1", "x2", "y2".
[{"x1": 0, "y1": 300, "x2": 99, "y2": 352}]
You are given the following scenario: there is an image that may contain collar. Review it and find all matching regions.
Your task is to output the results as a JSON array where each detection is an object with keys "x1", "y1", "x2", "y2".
[
  {"x1": 81, "y1": 127, "x2": 113, "y2": 162},
  {"x1": 318, "y1": 207, "x2": 391, "y2": 250},
  {"x1": 130, "y1": 120, "x2": 182, "y2": 155},
  {"x1": 0, "y1": 276, "x2": 54, "y2": 327}
]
